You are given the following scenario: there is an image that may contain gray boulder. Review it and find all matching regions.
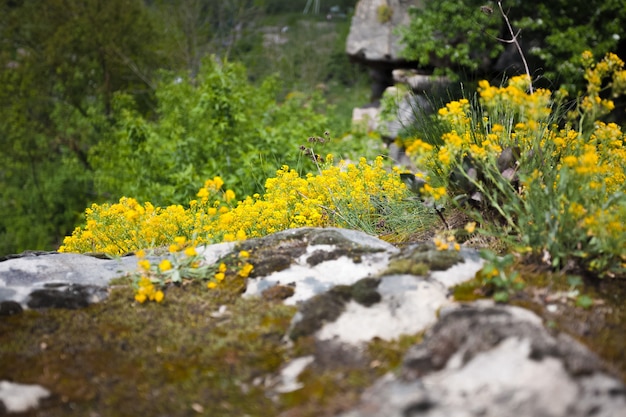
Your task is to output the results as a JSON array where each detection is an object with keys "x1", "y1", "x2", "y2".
[
  {"x1": 346, "y1": 0, "x2": 423, "y2": 100},
  {"x1": 1, "y1": 227, "x2": 624, "y2": 416},
  {"x1": 340, "y1": 301, "x2": 626, "y2": 417}
]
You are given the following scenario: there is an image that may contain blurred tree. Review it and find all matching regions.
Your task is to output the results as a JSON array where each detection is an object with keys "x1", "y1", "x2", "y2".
[
  {"x1": 399, "y1": 0, "x2": 626, "y2": 91},
  {"x1": 0, "y1": 0, "x2": 167, "y2": 255},
  {"x1": 152, "y1": 0, "x2": 264, "y2": 75}
]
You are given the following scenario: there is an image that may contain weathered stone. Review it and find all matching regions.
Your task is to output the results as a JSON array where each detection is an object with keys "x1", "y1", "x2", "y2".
[
  {"x1": 340, "y1": 301, "x2": 626, "y2": 417},
  {"x1": 242, "y1": 228, "x2": 397, "y2": 305},
  {"x1": 0, "y1": 381, "x2": 50, "y2": 414},
  {"x1": 0, "y1": 300, "x2": 22, "y2": 316},
  {"x1": 346, "y1": 0, "x2": 421, "y2": 63},
  {"x1": 1, "y1": 227, "x2": 623, "y2": 416},
  {"x1": 27, "y1": 284, "x2": 107, "y2": 309},
  {"x1": 346, "y1": 0, "x2": 423, "y2": 100},
  {"x1": 0, "y1": 252, "x2": 137, "y2": 309}
]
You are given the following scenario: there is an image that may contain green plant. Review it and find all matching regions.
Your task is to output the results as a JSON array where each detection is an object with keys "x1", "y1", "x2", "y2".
[
  {"x1": 399, "y1": 0, "x2": 502, "y2": 76},
  {"x1": 377, "y1": 4, "x2": 393, "y2": 24},
  {"x1": 478, "y1": 249, "x2": 524, "y2": 302},
  {"x1": 404, "y1": 52, "x2": 626, "y2": 278},
  {"x1": 88, "y1": 58, "x2": 331, "y2": 205},
  {"x1": 132, "y1": 238, "x2": 254, "y2": 303},
  {"x1": 399, "y1": 1, "x2": 626, "y2": 92}
]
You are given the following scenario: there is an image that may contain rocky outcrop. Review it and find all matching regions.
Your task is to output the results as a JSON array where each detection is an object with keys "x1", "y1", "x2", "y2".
[
  {"x1": 341, "y1": 302, "x2": 626, "y2": 417},
  {"x1": 1, "y1": 227, "x2": 624, "y2": 415},
  {"x1": 0, "y1": 251, "x2": 137, "y2": 312},
  {"x1": 346, "y1": 0, "x2": 422, "y2": 100},
  {"x1": 346, "y1": 0, "x2": 420, "y2": 63}
]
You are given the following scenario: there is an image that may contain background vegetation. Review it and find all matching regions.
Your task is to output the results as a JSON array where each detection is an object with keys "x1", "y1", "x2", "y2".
[
  {"x1": 2, "y1": 0, "x2": 625, "y2": 258},
  {"x1": 0, "y1": 0, "x2": 367, "y2": 256},
  {"x1": 400, "y1": 0, "x2": 626, "y2": 92}
]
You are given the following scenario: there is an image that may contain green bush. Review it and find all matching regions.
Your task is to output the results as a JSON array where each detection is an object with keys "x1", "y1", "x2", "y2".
[
  {"x1": 89, "y1": 58, "x2": 332, "y2": 205},
  {"x1": 405, "y1": 52, "x2": 626, "y2": 278},
  {"x1": 399, "y1": 0, "x2": 626, "y2": 91}
]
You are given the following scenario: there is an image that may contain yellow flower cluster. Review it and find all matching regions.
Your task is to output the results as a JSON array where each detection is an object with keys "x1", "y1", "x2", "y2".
[
  {"x1": 406, "y1": 75, "x2": 548, "y2": 198},
  {"x1": 135, "y1": 276, "x2": 164, "y2": 304},
  {"x1": 59, "y1": 157, "x2": 408, "y2": 256},
  {"x1": 578, "y1": 51, "x2": 626, "y2": 119},
  {"x1": 59, "y1": 197, "x2": 194, "y2": 255},
  {"x1": 406, "y1": 52, "x2": 626, "y2": 276},
  {"x1": 131, "y1": 239, "x2": 256, "y2": 302},
  {"x1": 433, "y1": 234, "x2": 460, "y2": 252},
  {"x1": 207, "y1": 251, "x2": 254, "y2": 290}
]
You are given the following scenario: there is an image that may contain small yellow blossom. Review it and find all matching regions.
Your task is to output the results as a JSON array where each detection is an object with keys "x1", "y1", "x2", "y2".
[
  {"x1": 138, "y1": 259, "x2": 151, "y2": 271},
  {"x1": 224, "y1": 189, "x2": 236, "y2": 203},
  {"x1": 207, "y1": 282, "x2": 217, "y2": 289},
  {"x1": 159, "y1": 259, "x2": 173, "y2": 272},
  {"x1": 465, "y1": 222, "x2": 476, "y2": 234},
  {"x1": 238, "y1": 263, "x2": 254, "y2": 278}
]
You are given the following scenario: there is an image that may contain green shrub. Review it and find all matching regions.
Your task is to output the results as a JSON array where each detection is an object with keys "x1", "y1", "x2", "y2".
[
  {"x1": 399, "y1": 0, "x2": 626, "y2": 92},
  {"x1": 89, "y1": 58, "x2": 331, "y2": 205},
  {"x1": 404, "y1": 52, "x2": 626, "y2": 278}
]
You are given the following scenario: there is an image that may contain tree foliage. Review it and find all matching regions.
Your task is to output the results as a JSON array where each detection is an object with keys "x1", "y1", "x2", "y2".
[
  {"x1": 0, "y1": 0, "x2": 367, "y2": 256},
  {"x1": 0, "y1": 0, "x2": 168, "y2": 255},
  {"x1": 399, "y1": 0, "x2": 626, "y2": 90},
  {"x1": 89, "y1": 58, "x2": 330, "y2": 205}
]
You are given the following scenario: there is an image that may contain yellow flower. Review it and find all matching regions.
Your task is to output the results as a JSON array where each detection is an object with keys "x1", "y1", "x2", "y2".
[
  {"x1": 184, "y1": 246, "x2": 197, "y2": 257},
  {"x1": 207, "y1": 282, "x2": 217, "y2": 289},
  {"x1": 239, "y1": 250, "x2": 250, "y2": 258},
  {"x1": 238, "y1": 263, "x2": 254, "y2": 278},
  {"x1": 563, "y1": 155, "x2": 578, "y2": 168},
  {"x1": 218, "y1": 263, "x2": 227, "y2": 273},
  {"x1": 465, "y1": 222, "x2": 476, "y2": 234},
  {"x1": 236, "y1": 229, "x2": 247, "y2": 240},
  {"x1": 225, "y1": 189, "x2": 236, "y2": 203},
  {"x1": 159, "y1": 259, "x2": 173, "y2": 272},
  {"x1": 153, "y1": 290, "x2": 164, "y2": 303},
  {"x1": 215, "y1": 272, "x2": 225, "y2": 281},
  {"x1": 135, "y1": 293, "x2": 147, "y2": 303},
  {"x1": 138, "y1": 259, "x2": 151, "y2": 271}
]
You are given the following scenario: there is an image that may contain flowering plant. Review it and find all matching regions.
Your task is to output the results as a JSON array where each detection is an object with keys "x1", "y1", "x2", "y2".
[
  {"x1": 132, "y1": 238, "x2": 254, "y2": 303},
  {"x1": 405, "y1": 52, "x2": 626, "y2": 278}
]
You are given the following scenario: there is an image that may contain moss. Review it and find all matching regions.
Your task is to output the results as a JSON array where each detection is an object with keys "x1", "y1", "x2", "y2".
[
  {"x1": 289, "y1": 289, "x2": 350, "y2": 340},
  {"x1": 289, "y1": 278, "x2": 382, "y2": 340},
  {"x1": 384, "y1": 258, "x2": 430, "y2": 276},
  {"x1": 382, "y1": 243, "x2": 462, "y2": 277},
  {"x1": 376, "y1": 4, "x2": 393, "y2": 24},
  {"x1": 351, "y1": 277, "x2": 381, "y2": 306},
  {"x1": 367, "y1": 333, "x2": 424, "y2": 370},
  {"x1": 452, "y1": 278, "x2": 486, "y2": 302},
  {"x1": 0, "y1": 282, "x2": 297, "y2": 416},
  {"x1": 262, "y1": 284, "x2": 296, "y2": 302}
]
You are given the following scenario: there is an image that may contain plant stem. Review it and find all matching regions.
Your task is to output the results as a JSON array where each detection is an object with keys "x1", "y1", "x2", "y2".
[{"x1": 497, "y1": 1, "x2": 533, "y2": 94}]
